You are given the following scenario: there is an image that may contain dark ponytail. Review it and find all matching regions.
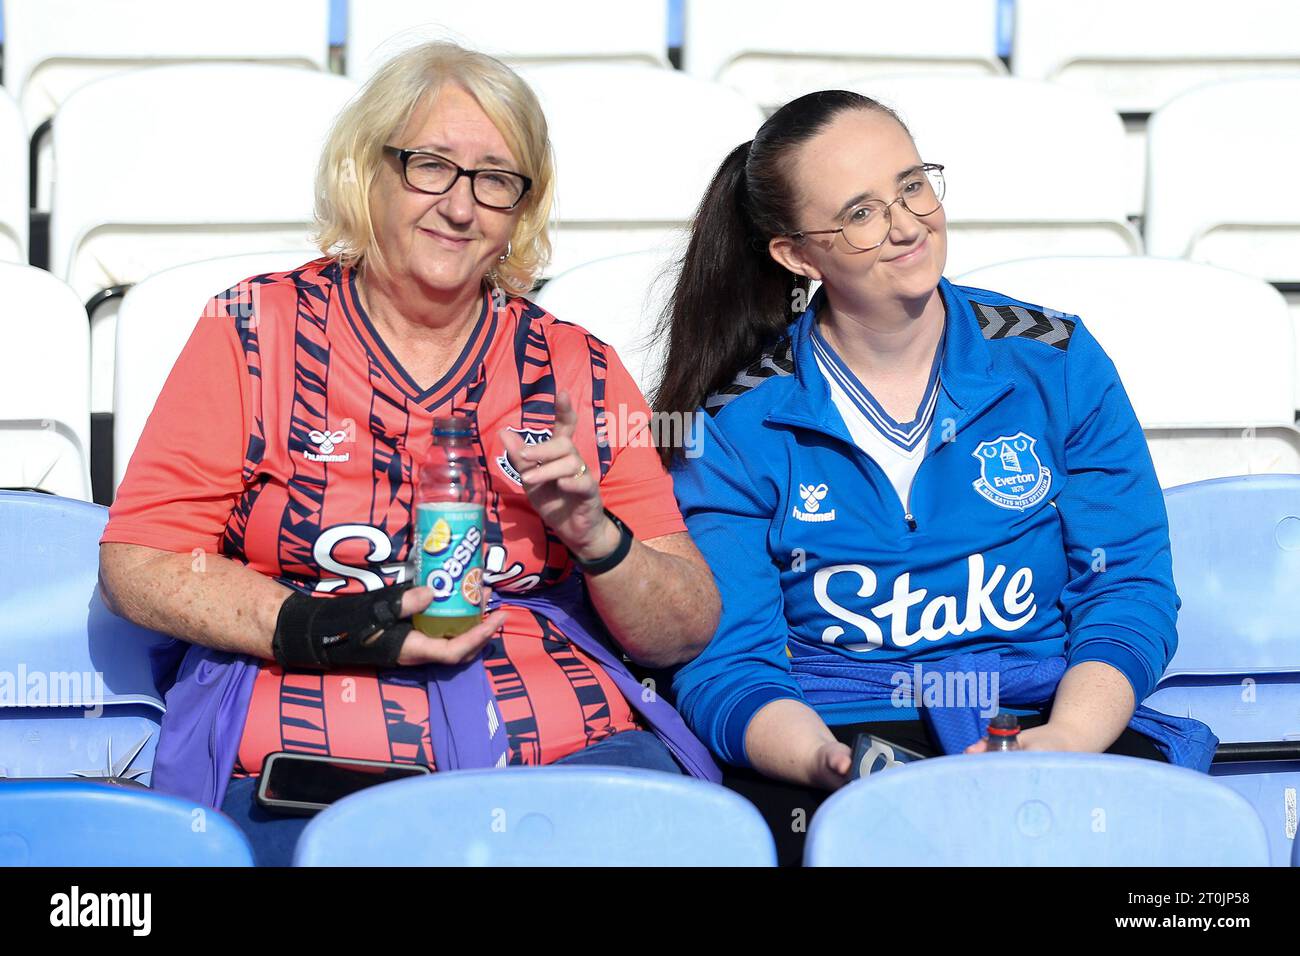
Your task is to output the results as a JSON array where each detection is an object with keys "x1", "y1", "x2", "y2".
[{"x1": 652, "y1": 90, "x2": 906, "y2": 465}]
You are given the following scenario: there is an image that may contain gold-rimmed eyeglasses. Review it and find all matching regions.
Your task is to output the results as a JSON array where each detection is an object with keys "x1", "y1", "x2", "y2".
[{"x1": 789, "y1": 163, "x2": 945, "y2": 251}]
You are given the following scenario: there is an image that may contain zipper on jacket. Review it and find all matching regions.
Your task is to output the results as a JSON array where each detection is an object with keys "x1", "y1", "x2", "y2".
[{"x1": 772, "y1": 380, "x2": 1015, "y2": 540}]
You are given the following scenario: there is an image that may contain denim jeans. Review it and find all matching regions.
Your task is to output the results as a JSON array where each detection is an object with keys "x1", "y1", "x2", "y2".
[{"x1": 220, "y1": 730, "x2": 683, "y2": 866}]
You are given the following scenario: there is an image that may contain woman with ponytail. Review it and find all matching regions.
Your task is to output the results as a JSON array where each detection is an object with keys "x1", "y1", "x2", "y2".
[{"x1": 658, "y1": 91, "x2": 1214, "y2": 866}]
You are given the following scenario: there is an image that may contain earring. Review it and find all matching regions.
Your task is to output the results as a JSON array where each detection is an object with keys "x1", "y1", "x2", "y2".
[{"x1": 499, "y1": 240, "x2": 512, "y2": 263}]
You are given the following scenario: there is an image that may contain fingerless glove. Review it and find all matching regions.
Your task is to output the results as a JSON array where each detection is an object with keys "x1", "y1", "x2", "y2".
[{"x1": 272, "y1": 583, "x2": 412, "y2": 669}]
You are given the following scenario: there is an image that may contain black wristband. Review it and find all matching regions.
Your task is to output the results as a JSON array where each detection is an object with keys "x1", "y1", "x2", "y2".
[
  {"x1": 272, "y1": 583, "x2": 412, "y2": 670},
  {"x1": 572, "y1": 508, "x2": 634, "y2": 576}
]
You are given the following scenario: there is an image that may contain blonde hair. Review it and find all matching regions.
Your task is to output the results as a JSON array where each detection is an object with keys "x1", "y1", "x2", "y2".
[{"x1": 314, "y1": 41, "x2": 555, "y2": 295}]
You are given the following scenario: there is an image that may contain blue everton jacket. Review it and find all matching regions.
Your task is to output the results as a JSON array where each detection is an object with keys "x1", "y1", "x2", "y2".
[{"x1": 670, "y1": 278, "x2": 1181, "y2": 768}]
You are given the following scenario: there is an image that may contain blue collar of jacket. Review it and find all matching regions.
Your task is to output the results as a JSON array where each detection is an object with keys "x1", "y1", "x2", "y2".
[{"x1": 765, "y1": 278, "x2": 1016, "y2": 450}]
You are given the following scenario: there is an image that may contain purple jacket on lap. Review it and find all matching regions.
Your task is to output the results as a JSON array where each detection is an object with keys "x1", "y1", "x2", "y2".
[{"x1": 148, "y1": 576, "x2": 720, "y2": 806}]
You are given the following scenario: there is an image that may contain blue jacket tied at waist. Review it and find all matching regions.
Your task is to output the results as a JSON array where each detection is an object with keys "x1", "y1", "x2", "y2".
[{"x1": 793, "y1": 649, "x2": 1218, "y2": 771}]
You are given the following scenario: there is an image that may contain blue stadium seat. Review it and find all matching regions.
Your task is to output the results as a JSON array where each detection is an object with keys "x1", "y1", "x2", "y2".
[
  {"x1": 996, "y1": 0, "x2": 1014, "y2": 58},
  {"x1": 668, "y1": 0, "x2": 683, "y2": 48},
  {"x1": 804, "y1": 753, "x2": 1270, "y2": 866},
  {"x1": 330, "y1": 0, "x2": 346, "y2": 46},
  {"x1": 0, "y1": 780, "x2": 253, "y2": 866},
  {"x1": 1147, "y1": 475, "x2": 1300, "y2": 865},
  {"x1": 294, "y1": 766, "x2": 777, "y2": 866},
  {"x1": 1158, "y1": 475, "x2": 1300, "y2": 702},
  {"x1": 0, "y1": 492, "x2": 174, "y2": 783}
]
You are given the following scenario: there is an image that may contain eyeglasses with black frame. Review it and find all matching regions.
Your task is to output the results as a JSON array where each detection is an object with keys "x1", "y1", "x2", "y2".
[
  {"x1": 383, "y1": 146, "x2": 533, "y2": 211},
  {"x1": 789, "y1": 163, "x2": 945, "y2": 252}
]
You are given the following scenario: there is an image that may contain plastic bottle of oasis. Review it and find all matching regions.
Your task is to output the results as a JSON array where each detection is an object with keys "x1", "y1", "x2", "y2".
[
  {"x1": 986, "y1": 712, "x2": 1022, "y2": 752},
  {"x1": 411, "y1": 417, "x2": 485, "y2": 638}
]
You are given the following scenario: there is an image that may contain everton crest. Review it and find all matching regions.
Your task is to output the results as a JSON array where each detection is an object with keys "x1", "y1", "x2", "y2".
[{"x1": 972, "y1": 432, "x2": 1052, "y2": 510}]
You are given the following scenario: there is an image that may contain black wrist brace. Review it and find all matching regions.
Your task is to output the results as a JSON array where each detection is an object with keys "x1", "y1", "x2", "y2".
[{"x1": 272, "y1": 583, "x2": 412, "y2": 669}]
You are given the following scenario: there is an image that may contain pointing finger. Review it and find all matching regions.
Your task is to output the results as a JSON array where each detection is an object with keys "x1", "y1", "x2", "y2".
[{"x1": 553, "y1": 391, "x2": 578, "y2": 442}]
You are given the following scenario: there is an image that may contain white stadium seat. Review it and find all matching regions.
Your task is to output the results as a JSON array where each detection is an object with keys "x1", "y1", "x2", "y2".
[
  {"x1": 1012, "y1": 0, "x2": 1300, "y2": 115},
  {"x1": 516, "y1": 63, "x2": 764, "y2": 277},
  {"x1": 1012, "y1": 0, "x2": 1300, "y2": 216},
  {"x1": 1146, "y1": 77, "x2": 1300, "y2": 272},
  {"x1": 4, "y1": 0, "x2": 331, "y2": 211},
  {"x1": 534, "y1": 249, "x2": 678, "y2": 397},
  {"x1": 1145, "y1": 77, "x2": 1300, "y2": 410},
  {"x1": 0, "y1": 88, "x2": 28, "y2": 264},
  {"x1": 958, "y1": 256, "x2": 1300, "y2": 489},
  {"x1": 49, "y1": 63, "x2": 356, "y2": 414},
  {"x1": 862, "y1": 75, "x2": 1140, "y2": 276},
  {"x1": 0, "y1": 263, "x2": 92, "y2": 500},
  {"x1": 346, "y1": 0, "x2": 670, "y2": 83},
  {"x1": 112, "y1": 251, "x2": 318, "y2": 494},
  {"x1": 684, "y1": 0, "x2": 1006, "y2": 111}
]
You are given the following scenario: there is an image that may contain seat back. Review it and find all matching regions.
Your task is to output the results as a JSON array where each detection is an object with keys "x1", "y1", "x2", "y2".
[
  {"x1": 805, "y1": 752, "x2": 1270, "y2": 866},
  {"x1": 1151, "y1": 474, "x2": 1300, "y2": 739},
  {"x1": 4, "y1": 0, "x2": 331, "y2": 209},
  {"x1": 865, "y1": 76, "x2": 1139, "y2": 276},
  {"x1": 0, "y1": 264, "x2": 92, "y2": 499},
  {"x1": 49, "y1": 63, "x2": 353, "y2": 301},
  {"x1": 113, "y1": 251, "x2": 320, "y2": 493},
  {"x1": 1014, "y1": 0, "x2": 1300, "y2": 217},
  {"x1": 957, "y1": 257, "x2": 1300, "y2": 485},
  {"x1": 48, "y1": 64, "x2": 353, "y2": 412},
  {"x1": 1012, "y1": 0, "x2": 1300, "y2": 115},
  {"x1": 0, "y1": 491, "x2": 173, "y2": 782},
  {"x1": 347, "y1": 0, "x2": 669, "y2": 82},
  {"x1": 1145, "y1": 77, "x2": 1300, "y2": 287},
  {"x1": 516, "y1": 63, "x2": 763, "y2": 277},
  {"x1": 0, "y1": 780, "x2": 253, "y2": 866},
  {"x1": 294, "y1": 766, "x2": 777, "y2": 866},
  {"x1": 1148, "y1": 69, "x2": 1300, "y2": 410},
  {"x1": 684, "y1": 0, "x2": 1005, "y2": 111},
  {"x1": 533, "y1": 249, "x2": 677, "y2": 396},
  {"x1": 1208, "y1": 764, "x2": 1300, "y2": 867},
  {"x1": 1148, "y1": 475, "x2": 1300, "y2": 867}
]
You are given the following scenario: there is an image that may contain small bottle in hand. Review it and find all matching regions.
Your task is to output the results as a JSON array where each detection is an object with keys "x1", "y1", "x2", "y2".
[{"x1": 986, "y1": 713, "x2": 1022, "y2": 751}]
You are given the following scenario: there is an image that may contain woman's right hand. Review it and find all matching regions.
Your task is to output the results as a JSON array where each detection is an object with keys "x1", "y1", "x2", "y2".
[
  {"x1": 745, "y1": 699, "x2": 855, "y2": 791},
  {"x1": 395, "y1": 585, "x2": 509, "y2": 666},
  {"x1": 808, "y1": 739, "x2": 854, "y2": 791}
]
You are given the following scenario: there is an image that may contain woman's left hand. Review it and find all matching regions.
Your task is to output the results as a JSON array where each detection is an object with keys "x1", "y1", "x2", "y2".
[
  {"x1": 964, "y1": 721, "x2": 1093, "y2": 754},
  {"x1": 498, "y1": 391, "x2": 619, "y2": 562}
]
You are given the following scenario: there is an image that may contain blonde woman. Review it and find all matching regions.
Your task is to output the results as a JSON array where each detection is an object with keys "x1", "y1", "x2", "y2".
[{"x1": 98, "y1": 42, "x2": 721, "y2": 865}]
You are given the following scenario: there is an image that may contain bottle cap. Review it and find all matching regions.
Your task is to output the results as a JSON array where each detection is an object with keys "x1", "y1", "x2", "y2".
[
  {"x1": 432, "y1": 416, "x2": 473, "y2": 439},
  {"x1": 988, "y1": 713, "x2": 1021, "y2": 736}
]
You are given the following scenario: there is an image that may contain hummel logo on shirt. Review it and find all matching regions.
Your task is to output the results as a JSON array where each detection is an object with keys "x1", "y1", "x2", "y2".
[
  {"x1": 793, "y1": 482, "x2": 836, "y2": 522},
  {"x1": 305, "y1": 428, "x2": 350, "y2": 463}
]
